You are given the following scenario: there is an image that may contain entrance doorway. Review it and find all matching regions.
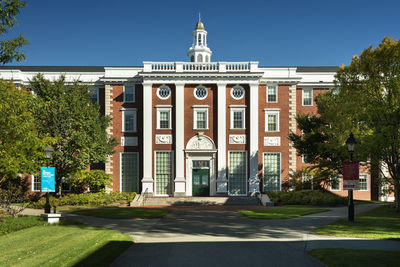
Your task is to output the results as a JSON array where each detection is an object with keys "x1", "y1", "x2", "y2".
[{"x1": 192, "y1": 160, "x2": 210, "y2": 196}]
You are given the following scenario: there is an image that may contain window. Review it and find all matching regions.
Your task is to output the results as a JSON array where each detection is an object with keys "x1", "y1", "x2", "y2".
[
  {"x1": 265, "y1": 109, "x2": 279, "y2": 132},
  {"x1": 194, "y1": 86, "x2": 208, "y2": 100},
  {"x1": 359, "y1": 174, "x2": 368, "y2": 191},
  {"x1": 230, "y1": 108, "x2": 245, "y2": 129},
  {"x1": 267, "y1": 85, "x2": 277, "y2": 102},
  {"x1": 231, "y1": 85, "x2": 245, "y2": 100},
  {"x1": 157, "y1": 85, "x2": 171, "y2": 100},
  {"x1": 263, "y1": 153, "x2": 281, "y2": 192},
  {"x1": 302, "y1": 154, "x2": 312, "y2": 164},
  {"x1": 155, "y1": 151, "x2": 173, "y2": 195},
  {"x1": 193, "y1": 107, "x2": 208, "y2": 129},
  {"x1": 157, "y1": 107, "x2": 171, "y2": 129},
  {"x1": 228, "y1": 151, "x2": 247, "y2": 195},
  {"x1": 124, "y1": 85, "x2": 135, "y2": 102},
  {"x1": 121, "y1": 153, "x2": 139, "y2": 192},
  {"x1": 90, "y1": 88, "x2": 98, "y2": 104},
  {"x1": 32, "y1": 175, "x2": 41, "y2": 192},
  {"x1": 302, "y1": 88, "x2": 313, "y2": 106},
  {"x1": 302, "y1": 173, "x2": 313, "y2": 190},
  {"x1": 330, "y1": 175, "x2": 341, "y2": 191},
  {"x1": 122, "y1": 109, "x2": 137, "y2": 132}
]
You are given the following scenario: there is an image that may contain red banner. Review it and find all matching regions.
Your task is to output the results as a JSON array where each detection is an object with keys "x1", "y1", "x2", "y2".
[{"x1": 343, "y1": 161, "x2": 359, "y2": 190}]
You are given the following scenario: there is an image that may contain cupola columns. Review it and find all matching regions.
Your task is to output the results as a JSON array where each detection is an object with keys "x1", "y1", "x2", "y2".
[{"x1": 187, "y1": 15, "x2": 212, "y2": 62}]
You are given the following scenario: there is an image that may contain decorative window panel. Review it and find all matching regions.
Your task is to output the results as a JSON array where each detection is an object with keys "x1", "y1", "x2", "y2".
[
  {"x1": 359, "y1": 174, "x2": 368, "y2": 191},
  {"x1": 228, "y1": 151, "x2": 247, "y2": 195},
  {"x1": 267, "y1": 85, "x2": 277, "y2": 102},
  {"x1": 121, "y1": 153, "x2": 139, "y2": 192},
  {"x1": 124, "y1": 85, "x2": 135, "y2": 102},
  {"x1": 263, "y1": 153, "x2": 281, "y2": 192},
  {"x1": 155, "y1": 151, "x2": 173, "y2": 195},
  {"x1": 302, "y1": 89, "x2": 313, "y2": 106}
]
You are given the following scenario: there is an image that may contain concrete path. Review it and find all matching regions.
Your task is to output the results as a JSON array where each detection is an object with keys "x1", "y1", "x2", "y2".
[{"x1": 57, "y1": 203, "x2": 400, "y2": 267}]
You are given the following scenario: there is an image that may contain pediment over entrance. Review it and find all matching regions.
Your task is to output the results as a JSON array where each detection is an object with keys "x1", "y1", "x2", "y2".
[{"x1": 186, "y1": 133, "x2": 216, "y2": 150}]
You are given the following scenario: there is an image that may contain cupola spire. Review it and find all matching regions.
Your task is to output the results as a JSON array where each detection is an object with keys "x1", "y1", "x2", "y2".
[{"x1": 187, "y1": 15, "x2": 212, "y2": 62}]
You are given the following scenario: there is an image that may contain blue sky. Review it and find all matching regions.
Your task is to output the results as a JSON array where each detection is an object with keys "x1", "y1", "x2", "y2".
[{"x1": 6, "y1": 0, "x2": 400, "y2": 67}]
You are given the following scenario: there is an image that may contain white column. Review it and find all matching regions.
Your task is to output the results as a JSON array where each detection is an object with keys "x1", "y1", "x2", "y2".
[
  {"x1": 174, "y1": 82, "x2": 186, "y2": 196},
  {"x1": 142, "y1": 82, "x2": 153, "y2": 194},
  {"x1": 217, "y1": 83, "x2": 228, "y2": 193},
  {"x1": 249, "y1": 82, "x2": 260, "y2": 194}
]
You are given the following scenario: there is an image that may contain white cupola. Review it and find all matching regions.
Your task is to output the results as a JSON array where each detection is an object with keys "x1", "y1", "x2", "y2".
[{"x1": 187, "y1": 15, "x2": 212, "y2": 62}]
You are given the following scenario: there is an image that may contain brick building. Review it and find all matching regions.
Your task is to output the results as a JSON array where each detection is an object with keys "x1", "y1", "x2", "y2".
[{"x1": 0, "y1": 18, "x2": 390, "y2": 201}]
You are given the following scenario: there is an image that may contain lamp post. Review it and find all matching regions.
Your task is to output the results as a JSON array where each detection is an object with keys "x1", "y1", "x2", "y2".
[
  {"x1": 44, "y1": 146, "x2": 54, "y2": 213},
  {"x1": 345, "y1": 133, "x2": 357, "y2": 222}
]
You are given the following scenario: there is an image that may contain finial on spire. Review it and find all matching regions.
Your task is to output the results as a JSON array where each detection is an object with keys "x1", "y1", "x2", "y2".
[
  {"x1": 198, "y1": 12, "x2": 201, "y2": 22},
  {"x1": 195, "y1": 14, "x2": 205, "y2": 30}
]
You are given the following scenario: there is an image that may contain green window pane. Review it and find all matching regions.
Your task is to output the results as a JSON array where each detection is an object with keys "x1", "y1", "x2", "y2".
[
  {"x1": 228, "y1": 151, "x2": 247, "y2": 195},
  {"x1": 263, "y1": 153, "x2": 280, "y2": 192},
  {"x1": 159, "y1": 111, "x2": 170, "y2": 129},
  {"x1": 156, "y1": 152, "x2": 173, "y2": 195},
  {"x1": 121, "y1": 153, "x2": 139, "y2": 192},
  {"x1": 268, "y1": 114, "x2": 277, "y2": 131},
  {"x1": 196, "y1": 111, "x2": 206, "y2": 129},
  {"x1": 267, "y1": 86, "x2": 277, "y2": 102},
  {"x1": 233, "y1": 111, "x2": 243, "y2": 128}
]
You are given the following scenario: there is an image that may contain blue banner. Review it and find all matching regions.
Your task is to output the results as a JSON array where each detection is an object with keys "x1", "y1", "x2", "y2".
[{"x1": 41, "y1": 167, "x2": 55, "y2": 192}]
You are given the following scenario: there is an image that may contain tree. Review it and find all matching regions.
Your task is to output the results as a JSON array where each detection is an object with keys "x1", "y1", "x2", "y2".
[
  {"x1": 290, "y1": 37, "x2": 400, "y2": 211},
  {"x1": 0, "y1": 80, "x2": 50, "y2": 215},
  {"x1": 30, "y1": 74, "x2": 116, "y2": 193},
  {"x1": 0, "y1": 0, "x2": 28, "y2": 64}
]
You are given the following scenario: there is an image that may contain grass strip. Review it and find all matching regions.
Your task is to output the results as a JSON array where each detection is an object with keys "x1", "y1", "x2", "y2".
[
  {"x1": 309, "y1": 248, "x2": 400, "y2": 267},
  {"x1": 313, "y1": 205, "x2": 400, "y2": 239},
  {"x1": 68, "y1": 207, "x2": 169, "y2": 219},
  {"x1": 237, "y1": 207, "x2": 329, "y2": 219},
  {"x1": 0, "y1": 219, "x2": 133, "y2": 267}
]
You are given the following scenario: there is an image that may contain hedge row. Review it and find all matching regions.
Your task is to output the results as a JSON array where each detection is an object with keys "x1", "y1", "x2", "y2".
[
  {"x1": 30, "y1": 192, "x2": 136, "y2": 209},
  {"x1": 267, "y1": 190, "x2": 347, "y2": 206}
]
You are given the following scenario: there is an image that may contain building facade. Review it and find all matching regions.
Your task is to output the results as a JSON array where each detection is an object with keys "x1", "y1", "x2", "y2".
[{"x1": 0, "y1": 19, "x2": 385, "y2": 200}]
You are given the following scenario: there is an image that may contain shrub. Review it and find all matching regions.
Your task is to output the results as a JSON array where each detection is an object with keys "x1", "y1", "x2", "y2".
[
  {"x1": 0, "y1": 216, "x2": 47, "y2": 235},
  {"x1": 267, "y1": 190, "x2": 347, "y2": 206},
  {"x1": 29, "y1": 192, "x2": 136, "y2": 209},
  {"x1": 69, "y1": 170, "x2": 113, "y2": 193}
]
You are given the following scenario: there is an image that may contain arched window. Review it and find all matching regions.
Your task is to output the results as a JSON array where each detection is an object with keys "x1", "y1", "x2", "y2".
[
  {"x1": 190, "y1": 55, "x2": 194, "y2": 62},
  {"x1": 197, "y1": 54, "x2": 203, "y2": 62},
  {"x1": 205, "y1": 55, "x2": 209, "y2": 62}
]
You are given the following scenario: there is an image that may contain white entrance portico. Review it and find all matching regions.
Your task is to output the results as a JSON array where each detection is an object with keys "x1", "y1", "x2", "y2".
[{"x1": 185, "y1": 133, "x2": 217, "y2": 196}]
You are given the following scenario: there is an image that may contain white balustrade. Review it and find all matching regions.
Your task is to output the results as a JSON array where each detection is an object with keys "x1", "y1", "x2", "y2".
[{"x1": 143, "y1": 61, "x2": 258, "y2": 73}]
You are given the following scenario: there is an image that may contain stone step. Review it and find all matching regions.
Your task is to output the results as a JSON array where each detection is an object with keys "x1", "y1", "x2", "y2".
[{"x1": 131, "y1": 196, "x2": 260, "y2": 206}]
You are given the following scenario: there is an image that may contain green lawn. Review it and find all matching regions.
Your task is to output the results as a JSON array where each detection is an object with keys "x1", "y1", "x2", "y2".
[
  {"x1": 309, "y1": 248, "x2": 400, "y2": 267},
  {"x1": 0, "y1": 216, "x2": 47, "y2": 235},
  {"x1": 313, "y1": 205, "x2": 400, "y2": 239},
  {"x1": 68, "y1": 207, "x2": 169, "y2": 219},
  {"x1": 0, "y1": 218, "x2": 133, "y2": 267},
  {"x1": 237, "y1": 207, "x2": 329, "y2": 219}
]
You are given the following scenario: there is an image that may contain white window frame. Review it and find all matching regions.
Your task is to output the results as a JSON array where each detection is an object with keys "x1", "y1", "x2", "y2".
[
  {"x1": 120, "y1": 152, "x2": 140, "y2": 192},
  {"x1": 231, "y1": 85, "x2": 245, "y2": 100},
  {"x1": 230, "y1": 107, "x2": 246, "y2": 130},
  {"x1": 330, "y1": 175, "x2": 341, "y2": 191},
  {"x1": 154, "y1": 150, "x2": 174, "y2": 196},
  {"x1": 228, "y1": 150, "x2": 248, "y2": 196},
  {"x1": 122, "y1": 108, "x2": 137, "y2": 133},
  {"x1": 264, "y1": 109, "x2": 280, "y2": 132},
  {"x1": 302, "y1": 173, "x2": 314, "y2": 190},
  {"x1": 157, "y1": 107, "x2": 172, "y2": 130},
  {"x1": 359, "y1": 173, "x2": 369, "y2": 191},
  {"x1": 193, "y1": 107, "x2": 209, "y2": 130},
  {"x1": 302, "y1": 88, "x2": 313, "y2": 106},
  {"x1": 266, "y1": 84, "x2": 278, "y2": 103},
  {"x1": 31, "y1": 175, "x2": 41, "y2": 192},
  {"x1": 156, "y1": 85, "x2": 171, "y2": 100},
  {"x1": 262, "y1": 152, "x2": 282, "y2": 192},
  {"x1": 123, "y1": 84, "x2": 135, "y2": 103},
  {"x1": 194, "y1": 85, "x2": 208, "y2": 100}
]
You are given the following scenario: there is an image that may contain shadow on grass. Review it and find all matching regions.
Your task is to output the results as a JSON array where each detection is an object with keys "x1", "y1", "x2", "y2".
[{"x1": 73, "y1": 241, "x2": 133, "y2": 267}]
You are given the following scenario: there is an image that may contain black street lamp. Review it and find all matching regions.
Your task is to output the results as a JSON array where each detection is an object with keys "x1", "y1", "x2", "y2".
[
  {"x1": 44, "y1": 146, "x2": 54, "y2": 213},
  {"x1": 345, "y1": 132, "x2": 357, "y2": 222}
]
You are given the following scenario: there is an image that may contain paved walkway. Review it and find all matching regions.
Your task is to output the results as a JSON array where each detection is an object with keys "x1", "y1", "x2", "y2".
[{"x1": 51, "y1": 204, "x2": 399, "y2": 267}]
